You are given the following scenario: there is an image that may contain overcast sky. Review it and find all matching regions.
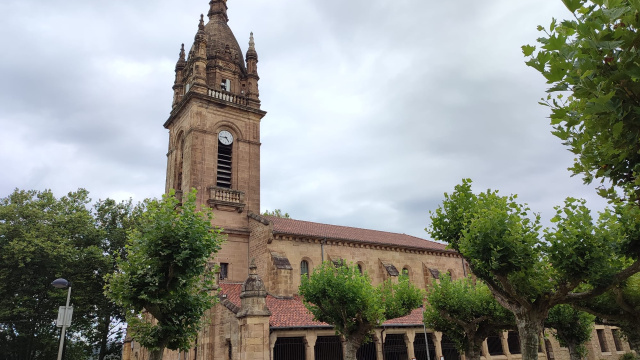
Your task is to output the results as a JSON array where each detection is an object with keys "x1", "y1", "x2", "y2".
[{"x1": 0, "y1": 0, "x2": 610, "y2": 239}]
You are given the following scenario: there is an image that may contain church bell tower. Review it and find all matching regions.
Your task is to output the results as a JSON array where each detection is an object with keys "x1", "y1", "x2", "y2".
[{"x1": 164, "y1": 0, "x2": 266, "y2": 280}]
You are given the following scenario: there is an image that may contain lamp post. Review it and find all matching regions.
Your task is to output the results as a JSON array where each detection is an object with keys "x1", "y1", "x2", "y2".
[{"x1": 52, "y1": 278, "x2": 72, "y2": 360}]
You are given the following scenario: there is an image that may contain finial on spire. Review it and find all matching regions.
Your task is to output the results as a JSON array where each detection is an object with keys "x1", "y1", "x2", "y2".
[
  {"x1": 248, "y1": 32, "x2": 255, "y2": 50},
  {"x1": 199, "y1": 14, "x2": 205, "y2": 30},
  {"x1": 179, "y1": 43, "x2": 185, "y2": 62},
  {"x1": 249, "y1": 258, "x2": 257, "y2": 274}
]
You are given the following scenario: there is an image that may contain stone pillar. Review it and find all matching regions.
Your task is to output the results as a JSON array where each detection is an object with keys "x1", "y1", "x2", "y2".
[
  {"x1": 305, "y1": 334, "x2": 317, "y2": 360},
  {"x1": 501, "y1": 331, "x2": 511, "y2": 359},
  {"x1": 481, "y1": 338, "x2": 490, "y2": 359},
  {"x1": 405, "y1": 331, "x2": 416, "y2": 359},
  {"x1": 434, "y1": 332, "x2": 444, "y2": 360},
  {"x1": 375, "y1": 330, "x2": 384, "y2": 360},
  {"x1": 237, "y1": 260, "x2": 271, "y2": 360}
]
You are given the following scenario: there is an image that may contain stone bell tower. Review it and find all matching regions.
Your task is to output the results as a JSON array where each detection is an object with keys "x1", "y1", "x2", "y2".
[{"x1": 164, "y1": 0, "x2": 266, "y2": 281}]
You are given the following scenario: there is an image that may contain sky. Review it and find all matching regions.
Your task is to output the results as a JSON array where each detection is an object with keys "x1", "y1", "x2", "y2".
[{"x1": 0, "y1": 0, "x2": 611, "y2": 239}]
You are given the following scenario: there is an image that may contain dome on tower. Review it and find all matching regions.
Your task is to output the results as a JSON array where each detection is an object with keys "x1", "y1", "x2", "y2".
[{"x1": 205, "y1": 0, "x2": 247, "y2": 75}]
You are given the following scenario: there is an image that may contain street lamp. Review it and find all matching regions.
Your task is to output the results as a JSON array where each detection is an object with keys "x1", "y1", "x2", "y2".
[{"x1": 51, "y1": 278, "x2": 72, "y2": 360}]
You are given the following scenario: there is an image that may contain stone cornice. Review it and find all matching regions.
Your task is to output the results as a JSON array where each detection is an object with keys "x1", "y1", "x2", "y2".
[
  {"x1": 164, "y1": 90, "x2": 267, "y2": 129},
  {"x1": 271, "y1": 232, "x2": 460, "y2": 258}
]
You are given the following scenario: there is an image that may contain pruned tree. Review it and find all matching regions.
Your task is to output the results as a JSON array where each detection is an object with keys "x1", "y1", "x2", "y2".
[
  {"x1": 428, "y1": 179, "x2": 639, "y2": 360},
  {"x1": 546, "y1": 305, "x2": 595, "y2": 360},
  {"x1": 423, "y1": 275, "x2": 515, "y2": 360},
  {"x1": 299, "y1": 262, "x2": 424, "y2": 360},
  {"x1": 574, "y1": 273, "x2": 640, "y2": 352},
  {"x1": 106, "y1": 189, "x2": 224, "y2": 360}
]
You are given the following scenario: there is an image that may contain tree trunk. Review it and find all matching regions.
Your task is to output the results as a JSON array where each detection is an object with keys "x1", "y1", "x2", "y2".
[
  {"x1": 98, "y1": 315, "x2": 110, "y2": 360},
  {"x1": 566, "y1": 343, "x2": 582, "y2": 360},
  {"x1": 515, "y1": 311, "x2": 545, "y2": 360},
  {"x1": 344, "y1": 336, "x2": 364, "y2": 360},
  {"x1": 149, "y1": 348, "x2": 165, "y2": 360},
  {"x1": 464, "y1": 337, "x2": 484, "y2": 360}
]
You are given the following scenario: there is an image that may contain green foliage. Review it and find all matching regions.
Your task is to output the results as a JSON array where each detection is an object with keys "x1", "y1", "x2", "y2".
[
  {"x1": 546, "y1": 305, "x2": 595, "y2": 358},
  {"x1": 424, "y1": 276, "x2": 514, "y2": 357},
  {"x1": 428, "y1": 179, "x2": 636, "y2": 360},
  {"x1": 106, "y1": 189, "x2": 224, "y2": 354},
  {"x1": 299, "y1": 261, "x2": 424, "y2": 350},
  {"x1": 576, "y1": 273, "x2": 640, "y2": 351},
  {"x1": 0, "y1": 188, "x2": 140, "y2": 360},
  {"x1": 262, "y1": 209, "x2": 291, "y2": 218},
  {"x1": 619, "y1": 352, "x2": 639, "y2": 360},
  {"x1": 380, "y1": 275, "x2": 425, "y2": 320},
  {"x1": 524, "y1": 0, "x2": 640, "y2": 203}
]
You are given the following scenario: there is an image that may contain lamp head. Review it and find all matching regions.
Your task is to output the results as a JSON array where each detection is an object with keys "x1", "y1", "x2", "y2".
[{"x1": 51, "y1": 278, "x2": 70, "y2": 289}]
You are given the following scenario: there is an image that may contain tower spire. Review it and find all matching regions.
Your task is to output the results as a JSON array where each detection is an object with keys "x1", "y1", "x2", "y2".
[{"x1": 208, "y1": 0, "x2": 229, "y2": 22}]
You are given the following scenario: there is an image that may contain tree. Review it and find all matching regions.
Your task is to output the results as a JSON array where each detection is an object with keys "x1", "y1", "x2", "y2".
[
  {"x1": 89, "y1": 198, "x2": 144, "y2": 360},
  {"x1": 262, "y1": 209, "x2": 290, "y2": 218},
  {"x1": 106, "y1": 189, "x2": 224, "y2": 360},
  {"x1": 573, "y1": 273, "x2": 640, "y2": 352},
  {"x1": 428, "y1": 179, "x2": 639, "y2": 360},
  {"x1": 0, "y1": 189, "x2": 98, "y2": 360},
  {"x1": 423, "y1": 275, "x2": 514, "y2": 360},
  {"x1": 0, "y1": 189, "x2": 145, "y2": 360},
  {"x1": 299, "y1": 262, "x2": 424, "y2": 360},
  {"x1": 546, "y1": 305, "x2": 595, "y2": 360},
  {"x1": 523, "y1": 0, "x2": 640, "y2": 204}
]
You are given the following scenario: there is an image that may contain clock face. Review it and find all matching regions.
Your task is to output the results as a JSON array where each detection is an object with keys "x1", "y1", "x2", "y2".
[{"x1": 218, "y1": 130, "x2": 234, "y2": 145}]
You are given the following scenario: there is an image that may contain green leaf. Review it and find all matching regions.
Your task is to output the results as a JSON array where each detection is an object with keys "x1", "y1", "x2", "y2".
[
  {"x1": 561, "y1": 0, "x2": 584, "y2": 13},
  {"x1": 522, "y1": 45, "x2": 536, "y2": 57}
]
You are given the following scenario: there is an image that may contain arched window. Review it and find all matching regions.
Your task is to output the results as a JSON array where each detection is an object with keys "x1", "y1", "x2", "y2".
[
  {"x1": 216, "y1": 130, "x2": 234, "y2": 188},
  {"x1": 402, "y1": 267, "x2": 410, "y2": 278},
  {"x1": 176, "y1": 136, "x2": 185, "y2": 191},
  {"x1": 357, "y1": 263, "x2": 363, "y2": 274},
  {"x1": 301, "y1": 260, "x2": 309, "y2": 278}
]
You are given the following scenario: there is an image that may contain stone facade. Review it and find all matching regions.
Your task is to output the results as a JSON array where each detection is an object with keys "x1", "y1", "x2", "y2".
[{"x1": 122, "y1": 2, "x2": 635, "y2": 360}]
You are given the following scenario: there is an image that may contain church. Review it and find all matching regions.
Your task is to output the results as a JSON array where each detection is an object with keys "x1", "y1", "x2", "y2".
[{"x1": 122, "y1": 1, "x2": 631, "y2": 360}]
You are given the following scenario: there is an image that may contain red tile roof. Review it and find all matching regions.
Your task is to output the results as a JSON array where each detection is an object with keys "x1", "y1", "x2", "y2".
[
  {"x1": 264, "y1": 216, "x2": 448, "y2": 252},
  {"x1": 383, "y1": 307, "x2": 425, "y2": 326},
  {"x1": 219, "y1": 283, "x2": 425, "y2": 329}
]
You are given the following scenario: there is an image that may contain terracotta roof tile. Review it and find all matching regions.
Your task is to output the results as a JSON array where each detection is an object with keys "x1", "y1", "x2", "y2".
[
  {"x1": 219, "y1": 283, "x2": 425, "y2": 329},
  {"x1": 264, "y1": 216, "x2": 448, "y2": 251},
  {"x1": 383, "y1": 307, "x2": 425, "y2": 326}
]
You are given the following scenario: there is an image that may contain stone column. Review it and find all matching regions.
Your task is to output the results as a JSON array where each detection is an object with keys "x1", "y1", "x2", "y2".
[
  {"x1": 481, "y1": 338, "x2": 490, "y2": 359},
  {"x1": 236, "y1": 260, "x2": 271, "y2": 360},
  {"x1": 434, "y1": 332, "x2": 444, "y2": 360},
  {"x1": 501, "y1": 331, "x2": 511, "y2": 359},
  {"x1": 405, "y1": 331, "x2": 416, "y2": 359},
  {"x1": 374, "y1": 330, "x2": 384, "y2": 360},
  {"x1": 305, "y1": 333, "x2": 317, "y2": 360}
]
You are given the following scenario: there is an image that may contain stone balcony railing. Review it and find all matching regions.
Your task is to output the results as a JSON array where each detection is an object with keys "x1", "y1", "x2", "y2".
[
  {"x1": 208, "y1": 89, "x2": 248, "y2": 106},
  {"x1": 207, "y1": 186, "x2": 245, "y2": 212}
]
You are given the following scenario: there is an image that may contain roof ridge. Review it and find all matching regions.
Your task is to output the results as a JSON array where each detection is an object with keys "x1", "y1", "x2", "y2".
[{"x1": 264, "y1": 215, "x2": 444, "y2": 247}]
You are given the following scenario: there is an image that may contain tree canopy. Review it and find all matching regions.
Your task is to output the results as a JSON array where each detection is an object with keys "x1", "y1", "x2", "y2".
[
  {"x1": 262, "y1": 209, "x2": 291, "y2": 218},
  {"x1": 546, "y1": 305, "x2": 595, "y2": 360},
  {"x1": 0, "y1": 188, "x2": 142, "y2": 360},
  {"x1": 299, "y1": 262, "x2": 423, "y2": 360},
  {"x1": 428, "y1": 179, "x2": 637, "y2": 360},
  {"x1": 423, "y1": 275, "x2": 514, "y2": 360},
  {"x1": 524, "y1": 0, "x2": 640, "y2": 203},
  {"x1": 106, "y1": 189, "x2": 224, "y2": 360}
]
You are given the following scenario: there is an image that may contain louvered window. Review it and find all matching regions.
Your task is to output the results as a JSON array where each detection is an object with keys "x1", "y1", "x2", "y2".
[{"x1": 217, "y1": 142, "x2": 232, "y2": 188}]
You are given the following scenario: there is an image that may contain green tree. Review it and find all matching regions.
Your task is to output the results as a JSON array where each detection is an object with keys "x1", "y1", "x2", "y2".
[
  {"x1": 299, "y1": 262, "x2": 423, "y2": 360},
  {"x1": 106, "y1": 189, "x2": 224, "y2": 360},
  {"x1": 90, "y1": 198, "x2": 144, "y2": 360},
  {"x1": 546, "y1": 305, "x2": 595, "y2": 360},
  {"x1": 0, "y1": 189, "x2": 98, "y2": 360},
  {"x1": 574, "y1": 273, "x2": 640, "y2": 352},
  {"x1": 423, "y1": 275, "x2": 514, "y2": 360},
  {"x1": 429, "y1": 179, "x2": 638, "y2": 360},
  {"x1": 523, "y1": 0, "x2": 640, "y2": 204},
  {"x1": 262, "y1": 209, "x2": 290, "y2": 218}
]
